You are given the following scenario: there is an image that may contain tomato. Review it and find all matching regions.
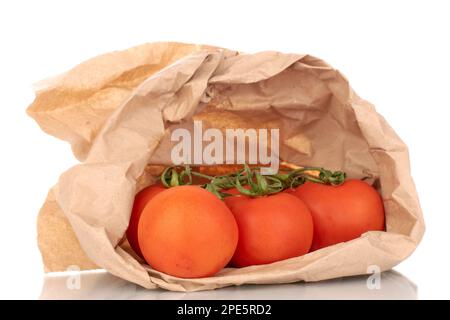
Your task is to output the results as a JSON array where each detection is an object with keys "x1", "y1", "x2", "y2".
[
  {"x1": 126, "y1": 184, "x2": 166, "y2": 258},
  {"x1": 224, "y1": 192, "x2": 313, "y2": 267},
  {"x1": 138, "y1": 186, "x2": 238, "y2": 278},
  {"x1": 287, "y1": 179, "x2": 385, "y2": 251}
]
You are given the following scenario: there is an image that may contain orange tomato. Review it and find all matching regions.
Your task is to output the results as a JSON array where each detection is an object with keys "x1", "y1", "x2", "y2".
[
  {"x1": 287, "y1": 179, "x2": 385, "y2": 250},
  {"x1": 138, "y1": 186, "x2": 238, "y2": 278},
  {"x1": 126, "y1": 184, "x2": 166, "y2": 258},
  {"x1": 225, "y1": 192, "x2": 313, "y2": 267}
]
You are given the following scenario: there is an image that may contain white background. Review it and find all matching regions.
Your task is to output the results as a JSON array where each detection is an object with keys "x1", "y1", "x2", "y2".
[{"x1": 0, "y1": 0, "x2": 449, "y2": 299}]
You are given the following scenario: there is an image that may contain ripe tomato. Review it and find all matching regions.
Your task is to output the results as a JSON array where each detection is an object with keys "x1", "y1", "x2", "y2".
[
  {"x1": 224, "y1": 192, "x2": 313, "y2": 267},
  {"x1": 126, "y1": 184, "x2": 166, "y2": 258},
  {"x1": 287, "y1": 179, "x2": 385, "y2": 251},
  {"x1": 138, "y1": 186, "x2": 238, "y2": 278}
]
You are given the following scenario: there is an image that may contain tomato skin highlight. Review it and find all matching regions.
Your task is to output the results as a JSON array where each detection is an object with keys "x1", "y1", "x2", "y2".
[
  {"x1": 225, "y1": 192, "x2": 314, "y2": 267},
  {"x1": 287, "y1": 179, "x2": 385, "y2": 251},
  {"x1": 138, "y1": 186, "x2": 238, "y2": 278},
  {"x1": 126, "y1": 184, "x2": 166, "y2": 258}
]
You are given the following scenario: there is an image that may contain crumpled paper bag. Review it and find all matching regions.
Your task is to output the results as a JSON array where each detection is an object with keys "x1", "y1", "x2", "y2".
[{"x1": 28, "y1": 42, "x2": 424, "y2": 291}]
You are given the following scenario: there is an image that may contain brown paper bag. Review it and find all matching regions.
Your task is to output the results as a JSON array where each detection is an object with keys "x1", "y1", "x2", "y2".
[
  {"x1": 28, "y1": 42, "x2": 424, "y2": 291},
  {"x1": 30, "y1": 42, "x2": 215, "y2": 272}
]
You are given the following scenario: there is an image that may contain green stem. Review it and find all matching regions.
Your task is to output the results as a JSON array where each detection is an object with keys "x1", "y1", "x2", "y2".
[{"x1": 159, "y1": 164, "x2": 346, "y2": 199}]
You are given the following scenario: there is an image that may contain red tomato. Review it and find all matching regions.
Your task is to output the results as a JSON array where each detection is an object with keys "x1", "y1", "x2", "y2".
[
  {"x1": 126, "y1": 184, "x2": 166, "y2": 258},
  {"x1": 138, "y1": 186, "x2": 238, "y2": 278},
  {"x1": 287, "y1": 179, "x2": 385, "y2": 250},
  {"x1": 225, "y1": 192, "x2": 313, "y2": 267}
]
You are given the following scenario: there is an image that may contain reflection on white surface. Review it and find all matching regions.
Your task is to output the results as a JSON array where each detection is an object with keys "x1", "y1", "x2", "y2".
[{"x1": 40, "y1": 269, "x2": 417, "y2": 300}]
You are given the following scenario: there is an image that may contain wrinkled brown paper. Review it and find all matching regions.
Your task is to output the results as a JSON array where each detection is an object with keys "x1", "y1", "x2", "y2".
[{"x1": 28, "y1": 42, "x2": 425, "y2": 291}]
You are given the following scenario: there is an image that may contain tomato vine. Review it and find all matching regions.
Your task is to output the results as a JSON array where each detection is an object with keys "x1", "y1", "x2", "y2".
[{"x1": 160, "y1": 164, "x2": 346, "y2": 199}]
